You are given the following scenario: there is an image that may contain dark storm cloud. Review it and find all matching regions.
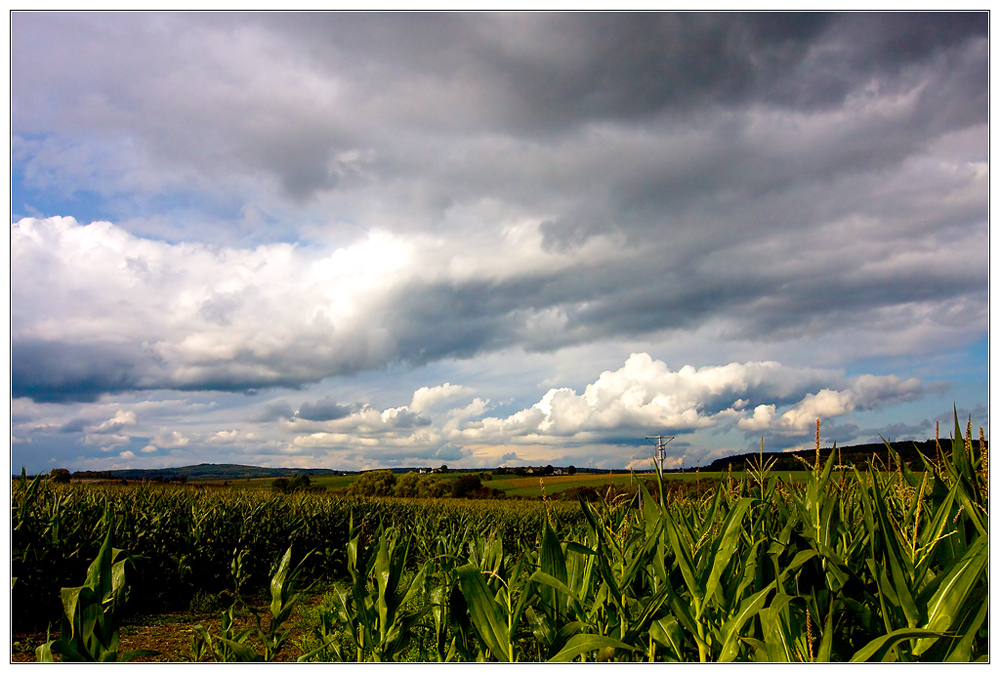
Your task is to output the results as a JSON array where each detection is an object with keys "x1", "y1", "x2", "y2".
[
  {"x1": 473, "y1": 13, "x2": 830, "y2": 127},
  {"x1": 58, "y1": 418, "x2": 89, "y2": 433},
  {"x1": 252, "y1": 401, "x2": 296, "y2": 422},
  {"x1": 381, "y1": 211, "x2": 985, "y2": 361},
  {"x1": 10, "y1": 12, "x2": 988, "y2": 407},
  {"x1": 381, "y1": 255, "x2": 772, "y2": 362},
  {"x1": 385, "y1": 277, "x2": 542, "y2": 364},
  {"x1": 12, "y1": 12, "x2": 987, "y2": 208},
  {"x1": 259, "y1": 12, "x2": 982, "y2": 130},
  {"x1": 11, "y1": 339, "x2": 148, "y2": 403}
]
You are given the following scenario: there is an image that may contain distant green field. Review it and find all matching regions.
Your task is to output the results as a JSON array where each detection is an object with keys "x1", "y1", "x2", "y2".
[
  {"x1": 293, "y1": 474, "x2": 360, "y2": 490},
  {"x1": 208, "y1": 475, "x2": 360, "y2": 491},
  {"x1": 493, "y1": 471, "x2": 816, "y2": 497},
  {"x1": 215, "y1": 469, "x2": 819, "y2": 497},
  {"x1": 492, "y1": 473, "x2": 650, "y2": 498}
]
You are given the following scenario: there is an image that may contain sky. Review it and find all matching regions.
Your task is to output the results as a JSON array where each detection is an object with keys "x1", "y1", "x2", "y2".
[{"x1": 9, "y1": 12, "x2": 991, "y2": 474}]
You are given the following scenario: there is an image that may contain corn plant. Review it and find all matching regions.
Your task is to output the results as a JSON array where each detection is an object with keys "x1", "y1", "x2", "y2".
[
  {"x1": 35, "y1": 510, "x2": 155, "y2": 662},
  {"x1": 190, "y1": 545, "x2": 311, "y2": 662},
  {"x1": 314, "y1": 525, "x2": 431, "y2": 662}
]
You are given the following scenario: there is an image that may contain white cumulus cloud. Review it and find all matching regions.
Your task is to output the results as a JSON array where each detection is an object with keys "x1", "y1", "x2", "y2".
[
  {"x1": 459, "y1": 353, "x2": 926, "y2": 444},
  {"x1": 410, "y1": 383, "x2": 474, "y2": 413},
  {"x1": 93, "y1": 410, "x2": 137, "y2": 433}
]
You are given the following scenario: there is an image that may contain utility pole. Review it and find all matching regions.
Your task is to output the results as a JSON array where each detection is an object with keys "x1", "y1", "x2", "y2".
[{"x1": 645, "y1": 434, "x2": 675, "y2": 473}]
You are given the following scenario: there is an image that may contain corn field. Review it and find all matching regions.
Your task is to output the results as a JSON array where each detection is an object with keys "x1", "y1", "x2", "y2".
[{"x1": 12, "y1": 415, "x2": 988, "y2": 661}]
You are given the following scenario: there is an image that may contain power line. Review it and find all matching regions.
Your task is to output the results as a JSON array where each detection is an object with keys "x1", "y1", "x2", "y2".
[{"x1": 645, "y1": 434, "x2": 675, "y2": 473}]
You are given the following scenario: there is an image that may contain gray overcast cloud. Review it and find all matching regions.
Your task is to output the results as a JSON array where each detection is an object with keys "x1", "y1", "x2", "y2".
[{"x1": 10, "y1": 12, "x2": 989, "y2": 472}]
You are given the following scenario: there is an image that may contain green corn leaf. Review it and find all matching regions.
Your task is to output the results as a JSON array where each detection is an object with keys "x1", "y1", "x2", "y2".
[
  {"x1": 648, "y1": 616, "x2": 685, "y2": 661},
  {"x1": 817, "y1": 599, "x2": 835, "y2": 662},
  {"x1": 375, "y1": 534, "x2": 394, "y2": 640},
  {"x1": 815, "y1": 487, "x2": 840, "y2": 550},
  {"x1": 870, "y1": 477, "x2": 920, "y2": 627},
  {"x1": 297, "y1": 634, "x2": 344, "y2": 663},
  {"x1": 35, "y1": 642, "x2": 56, "y2": 662},
  {"x1": 852, "y1": 469, "x2": 876, "y2": 549},
  {"x1": 346, "y1": 535, "x2": 360, "y2": 583},
  {"x1": 662, "y1": 508, "x2": 701, "y2": 605},
  {"x1": 917, "y1": 479, "x2": 957, "y2": 552},
  {"x1": 850, "y1": 627, "x2": 944, "y2": 662},
  {"x1": 948, "y1": 473, "x2": 986, "y2": 537},
  {"x1": 638, "y1": 475, "x2": 659, "y2": 535},
  {"x1": 912, "y1": 534, "x2": 988, "y2": 656},
  {"x1": 717, "y1": 580, "x2": 776, "y2": 662},
  {"x1": 214, "y1": 636, "x2": 265, "y2": 662},
  {"x1": 740, "y1": 636, "x2": 768, "y2": 662},
  {"x1": 540, "y1": 519, "x2": 568, "y2": 588},
  {"x1": 815, "y1": 446, "x2": 838, "y2": 495},
  {"x1": 506, "y1": 553, "x2": 534, "y2": 627},
  {"x1": 942, "y1": 587, "x2": 988, "y2": 662},
  {"x1": 110, "y1": 557, "x2": 128, "y2": 609},
  {"x1": 592, "y1": 542, "x2": 626, "y2": 613},
  {"x1": 565, "y1": 541, "x2": 595, "y2": 557},
  {"x1": 663, "y1": 577, "x2": 698, "y2": 637},
  {"x1": 951, "y1": 409, "x2": 974, "y2": 480},
  {"x1": 59, "y1": 586, "x2": 88, "y2": 641},
  {"x1": 866, "y1": 559, "x2": 899, "y2": 637},
  {"x1": 86, "y1": 516, "x2": 115, "y2": 598},
  {"x1": 699, "y1": 498, "x2": 752, "y2": 618},
  {"x1": 45, "y1": 639, "x2": 87, "y2": 663},
  {"x1": 759, "y1": 592, "x2": 796, "y2": 662},
  {"x1": 528, "y1": 570, "x2": 583, "y2": 610},
  {"x1": 623, "y1": 584, "x2": 671, "y2": 644},
  {"x1": 732, "y1": 539, "x2": 763, "y2": 605},
  {"x1": 269, "y1": 546, "x2": 293, "y2": 623},
  {"x1": 814, "y1": 544, "x2": 851, "y2": 590},
  {"x1": 777, "y1": 549, "x2": 820, "y2": 584},
  {"x1": 80, "y1": 602, "x2": 102, "y2": 648},
  {"x1": 565, "y1": 551, "x2": 595, "y2": 616},
  {"x1": 546, "y1": 633, "x2": 637, "y2": 662},
  {"x1": 576, "y1": 500, "x2": 624, "y2": 612},
  {"x1": 555, "y1": 620, "x2": 587, "y2": 643},
  {"x1": 619, "y1": 525, "x2": 661, "y2": 595},
  {"x1": 526, "y1": 606, "x2": 555, "y2": 650},
  {"x1": 397, "y1": 562, "x2": 428, "y2": 614},
  {"x1": 456, "y1": 563, "x2": 510, "y2": 662},
  {"x1": 898, "y1": 449, "x2": 924, "y2": 489}
]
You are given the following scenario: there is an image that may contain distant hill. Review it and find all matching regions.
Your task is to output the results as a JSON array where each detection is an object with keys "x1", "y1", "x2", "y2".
[
  {"x1": 706, "y1": 439, "x2": 973, "y2": 473},
  {"x1": 66, "y1": 463, "x2": 350, "y2": 482},
  {"x1": 60, "y1": 464, "x2": 486, "y2": 482}
]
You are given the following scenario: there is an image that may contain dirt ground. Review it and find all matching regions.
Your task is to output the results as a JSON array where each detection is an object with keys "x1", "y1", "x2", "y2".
[{"x1": 11, "y1": 597, "x2": 321, "y2": 663}]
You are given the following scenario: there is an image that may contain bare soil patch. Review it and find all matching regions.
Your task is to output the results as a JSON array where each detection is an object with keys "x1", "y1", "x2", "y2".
[{"x1": 11, "y1": 592, "x2": 328, "y2": 663}]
